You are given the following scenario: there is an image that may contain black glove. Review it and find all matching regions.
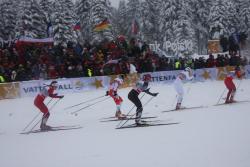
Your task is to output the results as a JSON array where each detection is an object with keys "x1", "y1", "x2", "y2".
[
  {"x1": 105, "y1": 91, "x2": 109, "y2": 96},
  {"x1": 152, "y1": 93, "x2": 159, "y2": 97},
  {"x1": 144, "y1": 88, "x2": 150, "y2": 93},
  {"x1": 59, "y1": 95, "x2": 64, "y2": 99},
  {"x1": 113, "y1": 91, "x2": 117, "y2": 96}
]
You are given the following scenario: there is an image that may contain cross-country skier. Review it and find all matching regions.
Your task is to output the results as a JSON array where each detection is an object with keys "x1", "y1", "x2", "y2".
[
  {"x1": 224, "y1": 72, "x2": 236, "y2": 103},
  {"x1": 173, "y1": 67, "x2": 194, "y2": 110},
  {"x1": 106, "y1": 75, "x2": 126, "y2": 119},
  {"x1": 128, "y1": 74, "x2": 158, "y2": 125},
  {"x1": 34, "y1": 81, "x2": 64, "y2": 130}
]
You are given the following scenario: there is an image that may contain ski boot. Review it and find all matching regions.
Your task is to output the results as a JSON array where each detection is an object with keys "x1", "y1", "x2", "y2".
[
  {"x1": 40, "y1": 124, "x2": 52, "y2": 131},
  {"x1": 135, "y1": 109, "x2": 143, "y2": 126},
  {"x1": 115, "y1": 111, "x2": 126, "y2": 120},
  {"x1": 176, "y1": 103, "x2": 181, "y2": 110},
  {"x1": 135, "y1": 119, "x2": 144, "y2": 126},
  {"x1": 229, "y1": 99, "x2": 236, "y2": 103}
]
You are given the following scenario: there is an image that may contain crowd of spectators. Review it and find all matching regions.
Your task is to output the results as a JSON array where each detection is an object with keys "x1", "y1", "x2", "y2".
[{"x1": 0, "y1": 38, "x2": 249, "y2": 83}]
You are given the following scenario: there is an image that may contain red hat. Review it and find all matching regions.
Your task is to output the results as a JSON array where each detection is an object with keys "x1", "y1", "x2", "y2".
[
  {"x1": 50, "y1": 81, "x2": 58, "y2": 86},
  {"x1": 143, "y1": 74, "x2": 151, "y2": 82}
]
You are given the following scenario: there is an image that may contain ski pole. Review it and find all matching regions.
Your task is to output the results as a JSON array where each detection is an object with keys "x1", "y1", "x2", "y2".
[
  {"x1": 236, "y1": 78, "x2": 243, "y2": 90},
  {"x1": 216, "y1": 88, "x2": 226, "y2": 105},
  {"x1": 64, "y1": 95, "x2": 105, "y2": 110},
  {"x1": 171, "y1": 95, "x2": 178, "y2": 107},
  {"x1": 186, "y1": 83, "x2": 192, "y2": 95},
  {"x1": 234, "y1": 78, "x2": 243, "y2": 98},
  {"x1": 27, "y1": 98, "x2": 62, "y2": 133},
  {"x1": 71, "y1": 96, "x2": 110, "y2": 115},
  {"x1": 117, "y1": 96, "x2": 155, "y2": 129},
  {"x1": 116, "y1": 93, "x2": 146, "y2": 127},
  {"x1": 22, "y1": 98, "x2": 53, "y2": 131}
]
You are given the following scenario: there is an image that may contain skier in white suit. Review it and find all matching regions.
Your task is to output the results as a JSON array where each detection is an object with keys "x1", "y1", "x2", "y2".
[{"x1": 173, "y1": 67, "x2": 194, "y2": 110}]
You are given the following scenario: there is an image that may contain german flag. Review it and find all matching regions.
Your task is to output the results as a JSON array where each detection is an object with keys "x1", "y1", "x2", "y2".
[{"x1": 93, "y1": 19, "x2": 111, "y2": 32}]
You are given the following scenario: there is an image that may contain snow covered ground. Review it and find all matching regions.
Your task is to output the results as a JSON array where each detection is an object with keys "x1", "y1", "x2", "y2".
[{"x1": 1, "y1": 79, "x2": 250, "y2": 167}]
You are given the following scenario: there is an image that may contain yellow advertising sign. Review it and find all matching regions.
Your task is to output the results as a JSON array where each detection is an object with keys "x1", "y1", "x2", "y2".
[{"x1": 0, "y1": 82, "x2": 20, "y2": 100}]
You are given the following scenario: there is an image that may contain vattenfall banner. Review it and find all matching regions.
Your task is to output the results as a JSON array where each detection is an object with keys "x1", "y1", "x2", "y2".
[{"x1": 0, "y1": 65, "x2": 249, "y2": 99}]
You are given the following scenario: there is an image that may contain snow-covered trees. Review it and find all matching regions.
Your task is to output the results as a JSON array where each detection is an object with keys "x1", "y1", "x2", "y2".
[
  {"x1": 0, "y1": 0, "x2": 250, "y2": 55},
  {"x1": 15, "y1": 0, "x2": 46, "y2": 38},
  {"x1": 208, "y1": 0, "x2": 239, "y2": 39},
  {"x1": 237, "y1": 0, "x2": 250, "y2": 35},
  {"x1": 30, "y1": 0, "x2": 47, "y2": 38},
  {"x1": 76, "y1": 0, "x2": 92, "y2": 41},
  {"x1": 140, "y1": 0, "x2": 161, "y2": 42},
  {"x1": 173, "y1": 0, "x2": 196, "y2": 56},
  {"x1": 126, "y1": 0, "x2": 141, "y2": 38},
  {"x1": 52, "y1": 0, "x2": 76, "y2": 46},
  {"x1": 39, "y1": 0, "x2": 53, "y2": 23},
  {"x1": 158, "y1": 0, "x2": 196, "y2": 55},
  {"x1": 159, "y1": 0, "x2": 178, "y2": 43},
  {"x1": 115, "y1": 0, "x2": 127, "y2": 36},
  {"x1": 190, "y1": 0, "x2": 211, "y2": 54},
  {"x1": 0, "y1": 0, "x2": 19, "y2": 40},
  {"x1": 90, "y1": 0, "x2": 113, "y2": 42}
]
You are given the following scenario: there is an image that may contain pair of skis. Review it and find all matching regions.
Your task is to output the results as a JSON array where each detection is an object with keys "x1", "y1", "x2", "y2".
[
  {"x1": 214, "y1": 100, "x2": 250, "y2": 106},
  {"x1": 162, "y1": 100, "x2": 250, "y2": 113},
  {"x1": 101, "y1": 116, "x2": 180, "y2": 129},
  {"x1": 116, "y1": 121, "x2": 180, "y2": 129},
  {"x1": 162, "y1": 105, "x2": 206, "y2": 113},
  {"x1": 100, "y1": 116, "x2": 157, "y2": 122},
  {"x1": 21, "y1": 125, "x2": 82, "y2": 135}
]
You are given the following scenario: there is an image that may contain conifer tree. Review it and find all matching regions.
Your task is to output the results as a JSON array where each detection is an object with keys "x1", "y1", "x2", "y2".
[
  {"x1": 0, "y1": 0, "x2": 18, "y2": 40},
  {"x1": 190, "y1": 0, "x2": 211, "y2": 54},
  {"x1": 113, "y1": 0, "x2": 127, "y2": 37},
  {"x1": 141, "y1": 0, "x2": 161, "y2": 42},
  {"x1": 52, "y1": 0, "x2": 76, "y2": 46},
  {"x1": 126, "y1": 0, "x2": 141, "y2": 38},
  {"x1": 90, "y1": 0, "x2": 113, "y2": 42},
  {"x1": 208, "y1": 0, "x2": 238, "y2": 39},
  {"x1": 76, "y1": 0, "x2": 93, "y2": 42},
  {"x1": 173, "y1": 0, "x2": 196, "y2": 56}
]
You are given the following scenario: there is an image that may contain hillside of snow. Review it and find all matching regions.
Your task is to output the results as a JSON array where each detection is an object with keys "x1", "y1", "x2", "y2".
[{"x1": 1, "y1": 79, "x2": 250, "y2": 167}]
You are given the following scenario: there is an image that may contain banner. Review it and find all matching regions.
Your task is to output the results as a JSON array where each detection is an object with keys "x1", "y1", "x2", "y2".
[
  {"x1": 1, "y1": 66, "x2": 249, "y2": 100},
  {"x1": 20, "y1": 80, "x2": 74, "y2": 97},
  {"x1": 17, "y1": 37, "x2": 53, "y2": 43},
  {"x1": 71, "y1": 76, "x2": 109, "y2": 93},
  {"x1": 0, "y1": 82, "x2": 20, "y2": 100},
  {"x1": 20, "y1": 80, "x2": 45, "y2": 97},
  {"x1": 244, "y1": 65, "x2": 250, "y2": 79},
  {"x1": 194, "y1": 68, "x2": 217, "y2": 82}
]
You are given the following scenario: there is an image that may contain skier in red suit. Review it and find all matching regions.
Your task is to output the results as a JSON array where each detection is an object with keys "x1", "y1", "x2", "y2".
[
  {"x1": 106, "y1": 75, "x2": 126, "y2": 119},
  {"x1": 34, "y1": 81, "x2": 64, "y2": 130},
  {"x1": 224, "y1": 73, "x2": 236, "y2": 103}
]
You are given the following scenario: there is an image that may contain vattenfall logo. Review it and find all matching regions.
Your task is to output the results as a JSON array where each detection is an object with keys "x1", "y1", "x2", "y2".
[
  {"x1": 23, "y1": 84, "x2": 73, "y2": 93},
  {"x1": 151, "y1": 75, "x2": 176, "y2": 82}
]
